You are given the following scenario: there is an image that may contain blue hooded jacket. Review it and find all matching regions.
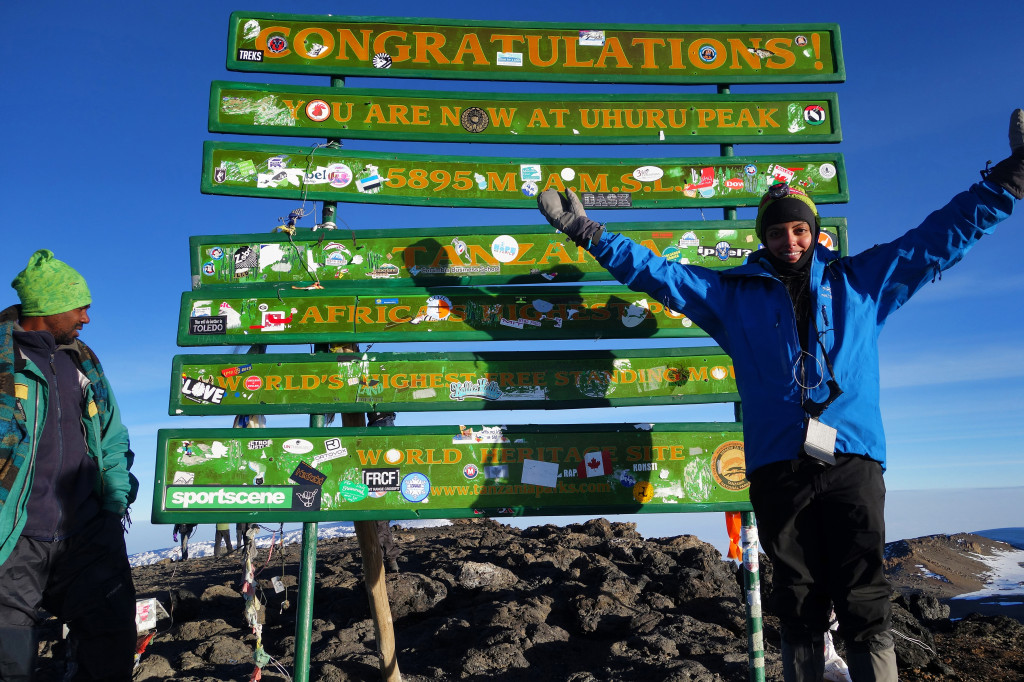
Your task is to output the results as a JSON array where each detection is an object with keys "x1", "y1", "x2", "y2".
[{"x1": 587, "y1": 181, "x2": 1015, "y2": 474}]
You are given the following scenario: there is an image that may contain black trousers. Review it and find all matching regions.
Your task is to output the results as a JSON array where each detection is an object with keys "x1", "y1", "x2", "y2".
[
  {"x1": 748, "y1": 454, "x2": 891, "y2": 647},
  {"x1": 0, "y1": 512, "x2": 136, "y2": 681}
]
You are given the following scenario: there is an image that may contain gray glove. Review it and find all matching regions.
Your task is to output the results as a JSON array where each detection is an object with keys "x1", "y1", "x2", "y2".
[
  {"x1": 983, "y1": 108, "x2": 1024, "y2": 199},
  {"x1": 537, "y1": 189, "x2": 605, "y2": 248}
]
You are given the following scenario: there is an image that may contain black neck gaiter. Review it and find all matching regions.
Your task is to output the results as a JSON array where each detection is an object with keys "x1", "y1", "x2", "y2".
[{"x1": 765, "y1": 248, "x2": 814, "y2": 352}]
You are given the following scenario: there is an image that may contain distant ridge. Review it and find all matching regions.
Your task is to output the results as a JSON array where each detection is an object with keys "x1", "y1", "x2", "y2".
[{"x1": 973, "y1": 527, "x2": 1024, "y2": 550}]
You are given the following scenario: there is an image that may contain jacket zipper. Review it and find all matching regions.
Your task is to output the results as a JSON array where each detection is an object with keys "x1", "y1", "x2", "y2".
[{"x1": 51, "y1": 351, "x2": 66, "y2": 541}]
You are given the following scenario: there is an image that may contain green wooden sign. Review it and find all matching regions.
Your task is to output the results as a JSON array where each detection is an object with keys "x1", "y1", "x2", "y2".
[
  {"x1": 210, "y1": 81, "x2": 841, "y2": 144},
  {"x1": 202, "y1": 141, "x2": 848, "y2": 209},
  {"x1": 169, "y1": 348, "x2": 739, "y2": 416},
  {"x1": 153, "y1": 423, "x2": 751, "y2": 523},
  {"x1": 178, "y1": 285, "x2": 717, "y2": 346},
  {"x1": 190, "y1": 221, "x2": 849, "y2": 289},
  {"x1": 226, "y1": 13, "x2": 843, "y2": 84}
]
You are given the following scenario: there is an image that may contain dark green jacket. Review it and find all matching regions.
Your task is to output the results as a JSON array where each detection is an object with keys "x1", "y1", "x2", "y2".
[{"x1": 0, "y1": 305, "x2": 138, "y2": 564}]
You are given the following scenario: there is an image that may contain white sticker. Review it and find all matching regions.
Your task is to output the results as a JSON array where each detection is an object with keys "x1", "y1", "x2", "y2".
[
  {"x1": 621, "y1": 300, "x2": 650, "y2": 328},
  {"x1": 520, "y1": 164, "x2": 542, "y2": 181},
  {"x1": 819, "y1": 163, "x2": 837, "y2": 179},
  {"x1": 282, "y1": 439, "x2": 313, "y2": 455},
  {"x1": 384, "y1": 449, "x2": 403, "y2": 464},
  {"x1": 496, "y1": 52, "x2": 523, "y2": 67},
  {"x1": 521, "y1": 459, "x2": 559, "y2": 488},
  {"x1": 491, "y1": 235, "x2": 520, "y2": 263},
  {"x1": 172, "y1": 471, "x2": 195, "y2": 485},
  {"x1": 632, "y1": 166, "x2": 664, "y2": 182},
  {"x1": 560, "y1": 167, "x2": 576, "y2": 181},
  {"x1": 412, "y1": 388, "x2": 437, "y2": 400}
]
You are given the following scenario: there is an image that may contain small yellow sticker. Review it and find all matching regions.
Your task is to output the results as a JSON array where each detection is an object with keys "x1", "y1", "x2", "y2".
[
  {"x1": 14, "y1": 384, "x2": 28, "y2": 400},
  {"x1": 87, "y1": 401, "x2": 98, "y2": 418},
  {"x1": 632, "y1": 480, "x2": 655, "y2": 504}
]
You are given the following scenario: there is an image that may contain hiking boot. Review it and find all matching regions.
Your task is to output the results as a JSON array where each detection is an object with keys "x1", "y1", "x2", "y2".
[{"x1": 387, "y1": 558, "x2": 400, "y2": 573}]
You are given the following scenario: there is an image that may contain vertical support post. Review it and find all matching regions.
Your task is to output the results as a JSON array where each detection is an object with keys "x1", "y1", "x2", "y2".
[
  {"x1": 741, "y1": 511, "x2": 766, "y2": 682},
  {"x1": 718, "y1": 85, "x2": 738, "y2": 222},
  {"x1": 293, "y1": 408, "x2": 326, "y2": 682},
  {"x1": 293, "y1": 74, "x2": 349, "y2": 682}
]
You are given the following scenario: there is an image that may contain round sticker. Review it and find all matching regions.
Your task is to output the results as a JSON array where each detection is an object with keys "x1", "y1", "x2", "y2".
[
  {"x1": 463, "y1": 463, "x2": 479, "y2": 479},
  {"x1": 663, "y1": 246, "x2": 682, "y2": 262},
  {"x1": 803, "y1": 105, "x2": 826, "y2": 126},
  {"x1": 819, "y1": 163, "x2": 837, "y2": 179},
  {"x1": 258, "y1": 303, "x2": 269, "y2": 312},
  {"x1": 711, "y1": 441, "x2": 749, "y2": 491},
  {"x1": 795, "y1": 35, "x2": 808, "y2": 47},
  {"x1": 282, "y1": 439, "x2": 313, "y2": 455},
  {"x1": 521, "y1": 181, "x2": 539, "y2": 197},
  {"x1": 384, "y1": 449, "x2": 403, "y2": 464},
  {"x1": 619, "y1": 471, "x2": 636, "y2": 488},
  {"x1": 560, "y1": 168, "x2": 576, "y2": 181},
  {"x1": 744, "y1": 164, "x2": 758, "y2": 176},
  {"x1": 711, "y1": 366, "x2": 728, "y2": 380},
  {"x1": 305, "y1": 99, "x2": 331, "y2": 122},
  {"x1": 202, "y1": 262, "x2": 215, "y2": 275},
  {"x1": 633, "y1": 480, "x2": 655, "y2": 504},
  {"x1": 424, "y1": 295, "x2": 452, "y2": 321},
  {"x1": 372, "y1": 52, "x2": 392, "y2": 69},
  {"x1": 401, "y1": 473, "x2": 430, "y2": 503},
  {"x1": 490, "y1": 235, "x2": 520, "y2": 263},
  {"x1": 209, "y1": 247, "x2": 224, "y2": 260},
  {"x1": 698, "y1": 44, "x2": 717, "y2": 63},
  {"x1": 327, "y1": 163, "x2": 352, "y2": 188},
  {"x1": 267, "y1": 35, "x2": 288, "y2": 53},
  {"x1": 460, "y1": 107, "x2": 489, "y2": 133},
  {"x1": 244, "y1": 375, "x2": 263, "y2": 391},
  {"x1": 818, "y1": 232, "x2": 836, "y2": 249}
]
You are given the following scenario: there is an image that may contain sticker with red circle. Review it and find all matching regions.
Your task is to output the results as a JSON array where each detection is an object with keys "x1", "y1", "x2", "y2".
[
  {"x1": 803, "y1": 105, "x2": 826, "y2": 126},
  {"x1": 305, "y1": 99, "x2": 331, "y2": 122},
  {"x1": 244, "y1": 375, "x2": 263, "y2": 391}
]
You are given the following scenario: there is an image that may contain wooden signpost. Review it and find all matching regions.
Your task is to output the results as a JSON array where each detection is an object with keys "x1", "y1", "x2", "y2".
[{"x1": 159, "y1": 11, "x2": 851, "y2": 682}]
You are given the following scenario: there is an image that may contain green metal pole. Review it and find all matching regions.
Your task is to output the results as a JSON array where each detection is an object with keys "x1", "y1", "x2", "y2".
[
  {"x1": 294, "y1": 75, "x2": 347, "y2": 682},
  {"x1": 718, "y1": 84, "x2": 738, "y2": 222},
  {"x1": 741, "y1": 510, "x2": 766, "y2": 682},
  {"x1": 294, "y1": 408, "x2": 326, "y2": 682}
]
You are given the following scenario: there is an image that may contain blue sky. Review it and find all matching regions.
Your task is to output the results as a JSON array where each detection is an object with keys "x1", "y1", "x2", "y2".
[{"x1": 3, "y1": 1, "x2": 1022, "y2": 554}]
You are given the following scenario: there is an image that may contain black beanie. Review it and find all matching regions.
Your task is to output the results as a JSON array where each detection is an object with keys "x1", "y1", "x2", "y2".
[{"x1": 757, "y1": 196, "x2": 819, "y2": 242}]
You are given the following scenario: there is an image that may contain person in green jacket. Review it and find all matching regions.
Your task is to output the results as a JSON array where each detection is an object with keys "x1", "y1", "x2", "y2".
[{"x1": 0, "y1": 250, "x2": 139, "y2": 681}]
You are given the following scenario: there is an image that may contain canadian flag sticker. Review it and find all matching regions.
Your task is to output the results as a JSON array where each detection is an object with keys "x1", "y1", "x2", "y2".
[{"x1": 577, "y1": 449, "x2": 613, "y2": 478}]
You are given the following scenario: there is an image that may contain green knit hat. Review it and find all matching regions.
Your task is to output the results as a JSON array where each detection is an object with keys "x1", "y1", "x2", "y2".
[{"x1": 11, "y1": 249, "x2": 92, "y2": 316}]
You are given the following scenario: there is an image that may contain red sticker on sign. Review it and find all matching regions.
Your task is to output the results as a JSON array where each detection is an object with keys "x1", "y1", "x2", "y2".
[{"x1": 244, "y1": 376, "x2": 263, "y2": 391}]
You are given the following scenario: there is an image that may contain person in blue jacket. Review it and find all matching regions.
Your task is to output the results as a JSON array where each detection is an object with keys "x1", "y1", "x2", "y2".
[
  {"x1": 0, "y1": 250, "x2": 139, "y2": 681},
  {"x1": 537, "y1": 111, "x2": 1024, "y2": 681}
]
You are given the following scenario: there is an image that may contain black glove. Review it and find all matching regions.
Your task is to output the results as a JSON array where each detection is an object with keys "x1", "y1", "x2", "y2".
[
  {"x1": 537, "y1": 189, "x2": 605, "y2": 248},
  {"x1": 983, "y1": 108, "x2": 1024, "y2": 199}
]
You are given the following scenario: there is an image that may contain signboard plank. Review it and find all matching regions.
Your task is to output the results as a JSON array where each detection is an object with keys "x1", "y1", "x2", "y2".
[
  {"x1": 190, "y1": 221, "x2": 848, "y2": 289},
  {"x1": 226, "y1": 13, "x2": 843, "y2": 84},
  {"x1": 202, "y1": 141, "x2": 848, "y2": 209},
  {"x1": 153, "y1": 423, "x2": 750, "y2": 523},
  {"x1": 169, "y1": 348, "x2": 739, "y2": 416},
  {"x1": 178, "y1": 285, "x2": 715, "y2": 346},
  {"x1": 210, "y1": 81, "x2": 841, "y2": 144}
]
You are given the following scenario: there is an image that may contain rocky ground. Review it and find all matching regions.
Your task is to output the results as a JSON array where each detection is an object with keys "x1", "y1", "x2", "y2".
[{"x1": 33, "y1": 521, "x2": 1024, "y2": 680}]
